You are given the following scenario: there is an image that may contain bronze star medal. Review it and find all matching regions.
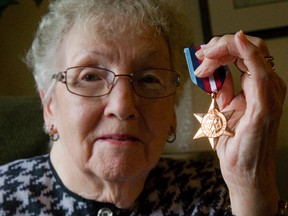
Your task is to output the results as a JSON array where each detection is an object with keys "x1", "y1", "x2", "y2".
[
  {"x1": 184, "y1": 45, "x2": 235, "y2": 150},
  {"x1": 193, "y1": 93, "x2": 234, "y2": 150}
]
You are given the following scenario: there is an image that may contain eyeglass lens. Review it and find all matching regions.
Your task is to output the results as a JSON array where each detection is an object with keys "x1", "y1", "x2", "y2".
[{"x1": 64, "y1": 66, "x2": 179, "y2": 98}]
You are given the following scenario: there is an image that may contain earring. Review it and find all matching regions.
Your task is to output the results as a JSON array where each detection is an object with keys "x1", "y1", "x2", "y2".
[
  {"x1": 49, "y1": 124, "x2": 60, "y2": 142},
  {"x1": 166, "y1": 127, "x2": 176, "y2": 143}
]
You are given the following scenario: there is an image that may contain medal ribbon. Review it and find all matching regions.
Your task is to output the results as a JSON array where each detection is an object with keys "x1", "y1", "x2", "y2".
[{"x1": 184, "y1": 45, "x2": 228, "y2": 94}]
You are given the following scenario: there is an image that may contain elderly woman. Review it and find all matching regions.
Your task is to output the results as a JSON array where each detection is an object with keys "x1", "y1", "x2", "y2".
[{"x1": 0, "y1": 0, "x2": 287, "y2": 215}]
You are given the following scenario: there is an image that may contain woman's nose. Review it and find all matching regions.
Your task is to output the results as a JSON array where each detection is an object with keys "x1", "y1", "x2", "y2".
[{"x1": 104, "y1": 78, "x2": 139, "y2": 120}]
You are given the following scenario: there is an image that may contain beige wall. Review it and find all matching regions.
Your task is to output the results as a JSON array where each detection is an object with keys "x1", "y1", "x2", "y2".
[
  {"x1": 1, "y1": 0, "x2": 287, "y2": 197},
  {"x1": 0, "y1": 0, "x2": 49, "y2": 96}
]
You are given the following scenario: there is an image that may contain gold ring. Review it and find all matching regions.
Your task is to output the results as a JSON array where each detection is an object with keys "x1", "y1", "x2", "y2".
[
  {"x1": 240, "y1": 70, "x2": 252, "y2": 79},
  {"x1": 264, "y1": 56, "x2": 275, "y2": 71},
  {"x1": 245, "y1": 70, "x2": 252, "y2": 78}
]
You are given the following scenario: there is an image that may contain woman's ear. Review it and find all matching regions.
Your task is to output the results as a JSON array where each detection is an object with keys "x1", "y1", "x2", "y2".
[{"x1": 40, "y1": 91, "x2": 56, "y2": 127}]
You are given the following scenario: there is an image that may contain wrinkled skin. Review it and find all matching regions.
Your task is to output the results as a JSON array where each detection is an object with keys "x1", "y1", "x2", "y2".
[
  {"x1": 195, "y1": 31, "x2": 287, "y2": 216},
  {"x1": 43, "y1": 26, "x2": 177, "y2": 208}
]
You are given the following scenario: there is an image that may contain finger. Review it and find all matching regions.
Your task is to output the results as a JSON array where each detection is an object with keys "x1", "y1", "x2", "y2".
[
  {"x1": 234, "y1": 31, "x2": 270, "y2": 81},
  {"x1": 195, "y1": 37, "x2": 221, "y2": 60},
  {"x1": 204, "y1": 34, "x2": 270, "y2": 60},
  {"x1": 236, "y1": 42, "x2": 266, "y2": 116},
  {"x1": 216, "y1": 70, "x2": 235, "y2": 110},
  {"x1": 235, "y1": 32, "x2": 286, "y2": 120},
  {"x1": 194, "y1": 32, "x2": 270, "y2": 78},
  {"x1": 194, "y1": 37, "x2": 237, "y2": 77}
]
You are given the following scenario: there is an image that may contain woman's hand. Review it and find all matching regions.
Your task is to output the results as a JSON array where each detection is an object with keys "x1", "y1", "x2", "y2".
[{"x1": 194, "y1": 31, "x2": 287, "y2": 216}]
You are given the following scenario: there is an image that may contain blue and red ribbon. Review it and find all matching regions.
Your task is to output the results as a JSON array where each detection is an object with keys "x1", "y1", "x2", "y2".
[{"x1": 184, "y1": 45, "x2": 228, "y2": 94}]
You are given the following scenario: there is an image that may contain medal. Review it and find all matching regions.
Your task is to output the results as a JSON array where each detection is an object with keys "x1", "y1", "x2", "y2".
[{"x1": 184, "y1": 45, "x2": 234, "y2": 150}]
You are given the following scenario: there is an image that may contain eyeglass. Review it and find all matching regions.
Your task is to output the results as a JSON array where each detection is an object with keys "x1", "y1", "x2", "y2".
[{"x1": 52, "y1": 66, "x2": 180, "y2": 99}]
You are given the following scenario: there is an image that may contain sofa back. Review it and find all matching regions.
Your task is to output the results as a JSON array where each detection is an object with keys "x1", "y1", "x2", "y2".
[{"x1": 0, "y1": 96, "x2": 49, "y2": 165}]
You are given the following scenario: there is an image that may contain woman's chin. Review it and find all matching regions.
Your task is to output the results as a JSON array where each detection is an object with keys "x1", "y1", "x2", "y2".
[{"x1": 86, "y1": 148, "x2": 150, "y2": 182}]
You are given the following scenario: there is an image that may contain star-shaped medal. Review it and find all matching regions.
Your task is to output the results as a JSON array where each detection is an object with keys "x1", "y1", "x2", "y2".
[{"x1": 193, "y1": 93, "x2": 234, "y2": 150}]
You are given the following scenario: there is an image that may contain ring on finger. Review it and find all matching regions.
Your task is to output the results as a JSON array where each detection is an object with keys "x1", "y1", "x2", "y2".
[
  {"x1": 241, "y1": 70, "x2": 252, "y2": 79},
  {"x1": 264, "y1": 55, "x2": 275, "y2": 71},
  {"x1": 246, "y1": 71, "x2": 252, "y2": 78}
]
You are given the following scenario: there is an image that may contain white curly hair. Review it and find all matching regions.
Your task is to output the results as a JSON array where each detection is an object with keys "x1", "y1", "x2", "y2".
[{"x1": 26, "y1": 0, "x2": 193, "y2": 103}]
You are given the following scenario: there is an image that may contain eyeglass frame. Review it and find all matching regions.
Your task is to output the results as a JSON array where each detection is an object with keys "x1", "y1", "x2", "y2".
[{"x1": 52, "y1": 66, "x2": 180, "y2": 99}]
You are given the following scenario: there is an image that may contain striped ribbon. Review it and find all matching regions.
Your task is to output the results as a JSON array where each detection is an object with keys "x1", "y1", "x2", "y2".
[{"x1": 184, "y1": 45, "x2": 228, "y2": 94}]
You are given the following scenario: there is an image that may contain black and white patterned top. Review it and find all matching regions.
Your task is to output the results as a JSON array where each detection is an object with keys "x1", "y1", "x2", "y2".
[{"x1": 0, "y1": 155, "x2": 229, "y2": 215}]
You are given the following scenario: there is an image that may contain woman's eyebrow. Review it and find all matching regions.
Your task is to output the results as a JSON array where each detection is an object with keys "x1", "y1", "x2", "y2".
[
  {"x1": 134, "y1": 50, "x2": 171, "y2": 66},
  {"x1": 71, "y1": 50, "x2": 111, "y2": 65},
  {"x1": 77, "y1": 49, "x2": 168, "y2": 65}
]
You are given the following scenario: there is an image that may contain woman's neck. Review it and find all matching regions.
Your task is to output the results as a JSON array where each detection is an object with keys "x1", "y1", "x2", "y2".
[{"x1": 50, "y1": 144, "x2": 148, "y2": 209}]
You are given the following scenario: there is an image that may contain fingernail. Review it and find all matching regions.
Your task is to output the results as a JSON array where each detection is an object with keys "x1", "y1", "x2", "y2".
[
  {"x1": 236, "y1": 30, "x2": 246, "y2": 41},
  {"x1": 195, "y1": 49, "x2": 204, "y2": 58},
  {"x1": 235, "y1": 30, "x2": 248, "y2": 51},
  {"x1": 194, "y1": 67, "x2": 202, "y2": 76}
]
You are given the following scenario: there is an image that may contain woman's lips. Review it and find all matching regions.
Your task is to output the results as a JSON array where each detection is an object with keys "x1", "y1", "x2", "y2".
[{"x1": 97, "y1": 134, "x2": 141, "y2": 145}]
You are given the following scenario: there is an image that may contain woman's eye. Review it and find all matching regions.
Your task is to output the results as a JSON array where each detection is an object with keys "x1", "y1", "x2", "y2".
[
  {"x1": 82, "y1": 73, "x2": 101, "y2": 82},
  {"x1": 140, "y1": 75, "x2": 161, "y2": 84}
]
